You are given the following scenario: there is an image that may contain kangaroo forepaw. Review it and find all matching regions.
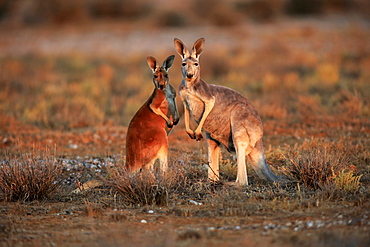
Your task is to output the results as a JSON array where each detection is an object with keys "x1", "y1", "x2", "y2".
[
  {"x1": 166, "y1": 120, "x2": 174, "y2": 128},
  {"x1": 186, "y1": 131, "x2": 196, "y2": 139},
  {"x1": 195, "y1": 132, "x2": 203, "y2": 141}
]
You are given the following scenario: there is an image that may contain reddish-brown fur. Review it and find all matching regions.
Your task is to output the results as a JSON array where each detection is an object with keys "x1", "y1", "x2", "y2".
[{"x1": 125, "y1": 55, "x2": 178, "y2": 173}]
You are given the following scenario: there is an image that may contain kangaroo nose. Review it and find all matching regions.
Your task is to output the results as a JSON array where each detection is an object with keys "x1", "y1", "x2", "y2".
[
  {"x1": 158, "y1": 81, "x2": 166, "y2": 90},
  {"x1": 186, "y1": 73, "x2": 193, "y2": 79}
]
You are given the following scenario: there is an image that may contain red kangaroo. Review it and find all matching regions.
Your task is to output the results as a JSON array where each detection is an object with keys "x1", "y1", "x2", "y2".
[{"x1": 125, "y1": 55, "x2": 179, "y2": 173}]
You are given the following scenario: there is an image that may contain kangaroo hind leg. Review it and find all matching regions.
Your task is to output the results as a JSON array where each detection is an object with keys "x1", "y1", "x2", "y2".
[
  {"x1": 157, "y1": 143, "x2": 168, "y2": 174},
  {"x1": 233, "y1": 140, "x2": 249, "y2": 185},
  {"x1": 231, "y1": 127, "x2": 250, "y2": 185},
  {"x1": 206, "y1": 134, "x2": 221, "y2": 182}
]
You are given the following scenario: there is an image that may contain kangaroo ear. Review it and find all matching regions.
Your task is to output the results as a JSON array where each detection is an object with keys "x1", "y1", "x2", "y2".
[
  {"x1": 147, "y1": 56, "x2": 157, "y2": 72},
  {"x1": 174, "y1": 38, "x2": 190, "y2": 59},
  {"x1": 192, "y1": 38, "x2": 205, "y2": 58},
  {"x1": 163, "y1": 55, "x2": 175, "y2": 71}
]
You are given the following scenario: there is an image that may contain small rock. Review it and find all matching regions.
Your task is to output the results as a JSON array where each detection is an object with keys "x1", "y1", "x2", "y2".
[
  {"x1": 69, "y1": 144, "x2": 78, "y2": 149},
  {"x1": 189, "y1": 200, "x2": 202, "y2": 206},
  {"x1": 316, "y1": 222, "x2": 325, "y2": 228},
  {"x1": 306, "y1": 221, "x2": 314, "y2": 228},
  {"x1": 348, "y1": 218, "x2": 362, "y2": 226}
]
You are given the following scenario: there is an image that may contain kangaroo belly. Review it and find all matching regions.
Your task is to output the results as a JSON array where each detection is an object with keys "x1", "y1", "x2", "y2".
[
  {"x1": 203, "y1": 105, "x2": 234, "y2": 150},
  {"x1": 126, "y1": 115, "x2": 167, "y2": 169}
]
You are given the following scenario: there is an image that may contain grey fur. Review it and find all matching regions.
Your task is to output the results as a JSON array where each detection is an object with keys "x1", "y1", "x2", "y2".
[{"x1": 174, "y1": 38, "x2": 282, "y2": 185}]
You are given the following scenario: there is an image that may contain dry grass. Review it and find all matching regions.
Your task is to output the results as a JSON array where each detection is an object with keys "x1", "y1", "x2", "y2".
[
  {"x1": 332, "y1": 169, "x2": 362, "y2": 193},
  {"x1": 283, "y1": 138, "x2": 364, "y2": 193},
  {"x1": 0, "y1": 55, "x2": 153, "y2": 128},
  {"x1": 0, "y1": 148, "x2": 62, "y2": 201},
  {"x1": 105, "y1": 164, "x2": 188, "y2": 206},
  {"x1": 1, "y1": 50, "x2": 368, "y2": 130}
]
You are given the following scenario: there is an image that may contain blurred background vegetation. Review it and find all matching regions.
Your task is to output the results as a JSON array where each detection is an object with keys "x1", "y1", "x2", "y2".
[
  {"x1": 0, "y1": 0, "x2": 369, "y2": 129},
  {"x1": 0, "y1": 0, "x2": 368, "y2": 26}
]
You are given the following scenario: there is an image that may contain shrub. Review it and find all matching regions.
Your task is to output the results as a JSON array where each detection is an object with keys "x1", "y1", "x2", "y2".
[
  {"x1": 0, "y1": 149, "x2": 62, "y2": 201},
  {"x1": 317, "y1": 168, "x2": 363, "y2": 200},
  {"x1": 338, "y1": 90, "x2": 366, "y2": 119},
  {"x1": 332, "y1": 168, "x2": 362, "y2": 193},
  {"x1": 105, "y1": 164, "x2": 187, "y2": 206},
  {"x1": 285, "y1": 0, "x2": 324, "y2": 16},
  {"x1": 156, "y1": 11, "x2": 188, "y2": 27},
  {"x1": 283, "y1": 138, "x2": 359, "y2": 190},
  {"x1": 88, "y1": 0, "x2": 151, "y2": 20},
  {"x1": 192, "y1": 0, "x2": 241, "y2": 26},
  {"x1": 296, "y1": 95, "x2": 326, "y2": 123},
  {"x1": 234, "y1": 0, "x2": 283, "y2": 22},
  {"x1": 219, "y1": 157, "x2": 237, "y2": 181}
]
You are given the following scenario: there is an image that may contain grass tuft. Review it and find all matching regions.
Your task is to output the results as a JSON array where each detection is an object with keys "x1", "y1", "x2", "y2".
[
  {"x1": 0, "y1": 148, "x2": 62, "y2": 201},
  {"x1": 105, "y1": 164, "x2": 188, "y2": 206},
  {"x1": 332, "y1": 168, "x2": 362, "y2": 193},
  {"x1": 283, "y1": 138, "x2": 362, "y2": 192}
]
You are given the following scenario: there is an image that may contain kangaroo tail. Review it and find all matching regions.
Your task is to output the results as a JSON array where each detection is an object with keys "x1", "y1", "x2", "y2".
[
  {"x1": 248, "y1": 141, "x2": 287, "y2": 183},
  {"x1": 254, "y1": 155, "x2": 283, "y2": 182}
]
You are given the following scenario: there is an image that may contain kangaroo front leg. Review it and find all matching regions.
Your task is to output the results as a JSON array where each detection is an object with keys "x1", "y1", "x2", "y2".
[
  {"x1": 194, "y1": 96, "x2": 215, "y2": 141},
  {"x1": 149, "y1": 104, "x2": 173, "y2": 127},
  {"x1": 182, "y1": 100, "x2": 196, "y2": 139}
]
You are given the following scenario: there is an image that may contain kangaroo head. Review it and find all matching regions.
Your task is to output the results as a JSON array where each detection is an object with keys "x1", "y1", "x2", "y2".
[
  {"x1": 174, "y1": 38, "x2": 205, "y2": 82},
  {"x1": 147, "y1": 55, "x2": 175, "y2": 90}
]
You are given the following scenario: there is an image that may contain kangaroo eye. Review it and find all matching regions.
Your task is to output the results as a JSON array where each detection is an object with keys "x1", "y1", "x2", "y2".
[
  {"x1": 164, "y1": 74, "x2": 168, "y2": 78},
  {"x1": 182, "y1": 63, "x2": 186, "y2": 66},
  {"x1": 154, "y1": 75, "x2": 158, "y2": 78},
  {"x1": 194, "y1": 63, "x2": 199, "y2": 66}
]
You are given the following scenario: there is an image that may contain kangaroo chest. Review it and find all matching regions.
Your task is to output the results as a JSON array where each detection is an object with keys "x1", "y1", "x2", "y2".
[
  {"x1": 187, "y1": 97, "x2": 205, "y2": 122},
  {"x1": 179, "y1": 86, "x2": 204, "y2": 122},
  {"x1": 181, "y1": 87, "x2": 233, "y2": 149}
]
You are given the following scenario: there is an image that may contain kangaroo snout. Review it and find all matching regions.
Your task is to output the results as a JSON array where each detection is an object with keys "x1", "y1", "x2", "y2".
[
  {"x1": 173, "y1": 118, "x2": 179, "y2": 126},
  {"x1": 186, "y1": 73, "x2": 193, "y2": 79},
  {"x1": 157, "y1": 80, "x2": 166, "y2": 90}
]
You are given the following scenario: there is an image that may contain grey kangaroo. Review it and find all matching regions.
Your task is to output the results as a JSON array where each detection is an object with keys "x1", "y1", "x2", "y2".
[{"x1": 174, "y1": 38, "x2": 282, "y2": 185}]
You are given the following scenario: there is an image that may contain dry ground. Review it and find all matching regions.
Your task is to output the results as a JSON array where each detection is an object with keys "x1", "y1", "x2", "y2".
[{"x1": 0, "y1": 116, "x2": 369, "y2": 247}]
